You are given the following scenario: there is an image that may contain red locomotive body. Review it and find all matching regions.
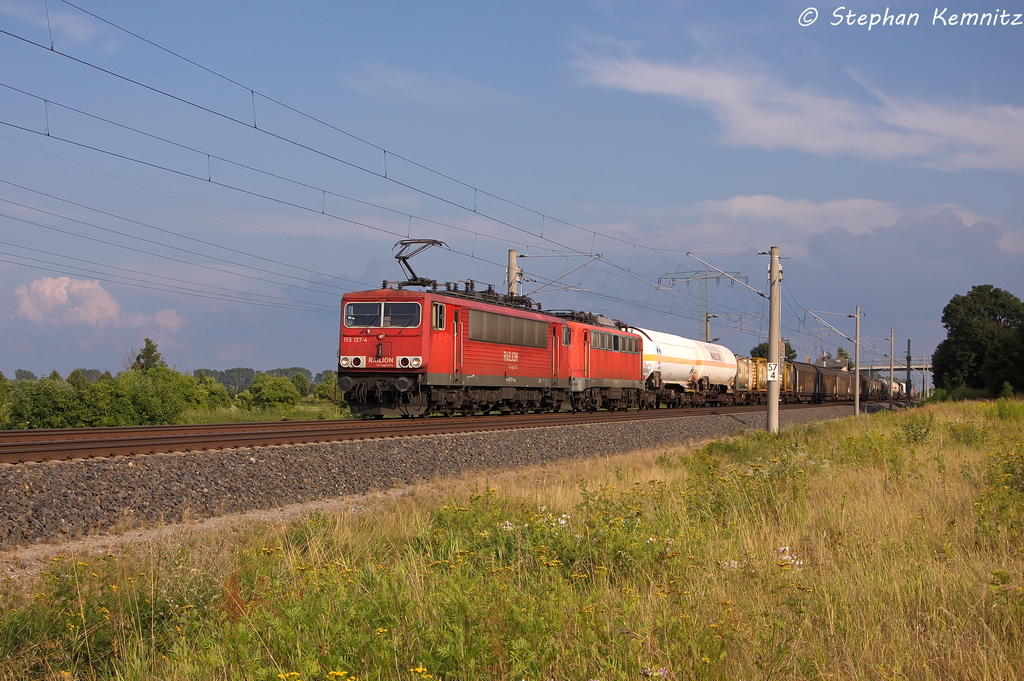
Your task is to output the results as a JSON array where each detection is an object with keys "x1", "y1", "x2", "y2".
[{"x1": 338, "y1": 287, "x2": 644, "y2": 416}]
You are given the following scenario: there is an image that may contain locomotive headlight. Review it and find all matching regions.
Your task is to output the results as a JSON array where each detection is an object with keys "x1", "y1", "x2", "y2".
[
  {"x1": 411, "y1": 357, "x2": 422, "y2": 368},
  {"x1": 351, "y1": 357, "x2": 363, "y2": 367},
  {"x1": 398, "y1": 357, "x2": 411, "y2": 368},
  {"x1": 339, "y1": 357, "x2": 351, "y2": 368}
]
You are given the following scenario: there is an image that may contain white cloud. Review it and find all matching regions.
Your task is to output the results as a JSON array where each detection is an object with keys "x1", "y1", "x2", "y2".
[
  {"x1": 0, "y1": 0, "x2": 107, "y2": 44},
  {"x1": 568, "y1": 194, "x2": 906, "y2": 258},
  {"x1": 12, "y1": 277, "x2": 184, "y2": 331},
  {"x1": 572, "y1": 48, "x2": 1024, "y2": 172},
  {"x1": 691, "y1": 195, "x2": 901, "y2": 236}
]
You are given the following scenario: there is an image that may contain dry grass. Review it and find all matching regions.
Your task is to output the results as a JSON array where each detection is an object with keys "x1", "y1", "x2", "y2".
[{"x1": 2, "y1": 400, "x2": 1023, "y2": 680}]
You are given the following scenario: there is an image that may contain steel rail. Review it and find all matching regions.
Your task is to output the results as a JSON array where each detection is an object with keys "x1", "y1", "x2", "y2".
[{"x1": 0, "y1": 403, "x2": 831, "y2": 465}]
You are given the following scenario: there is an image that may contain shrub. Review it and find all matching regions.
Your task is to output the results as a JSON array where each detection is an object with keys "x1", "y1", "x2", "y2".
[
  {"x1": 5, "y1": 374, "x2": 82, "y2": 429},
  {"x1": 313, "y1": 371, "x2": 339, "y2": 402},
  {"x1": 290, "y1": 372, "x2": 310, "y2": 397},
  {"x1": 197, "y1": 374, "x2": 232, "y2": 409},
  {"x1": 247, "y1": 373, "x2": 301, "y2": 410}
]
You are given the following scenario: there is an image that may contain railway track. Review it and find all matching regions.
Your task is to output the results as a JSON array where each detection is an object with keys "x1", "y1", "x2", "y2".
[{"x1": 0, "y1": 403, "x2": 843, "y2": 465}]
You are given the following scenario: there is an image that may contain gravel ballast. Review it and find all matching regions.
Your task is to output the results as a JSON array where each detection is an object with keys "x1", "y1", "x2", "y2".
[{"x1": 1, "y1": 406, "x2": 857, "y2": 548}]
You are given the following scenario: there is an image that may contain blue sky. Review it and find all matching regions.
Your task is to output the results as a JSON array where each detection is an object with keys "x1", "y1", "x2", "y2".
[{"x1": 1, "y1": 0, "x2": 1022, "y2": 380}]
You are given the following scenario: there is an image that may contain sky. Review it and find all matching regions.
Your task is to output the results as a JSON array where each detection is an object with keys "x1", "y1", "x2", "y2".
[{"x1": 1, "y1": 0, "x2": 1022, "y2": 382}]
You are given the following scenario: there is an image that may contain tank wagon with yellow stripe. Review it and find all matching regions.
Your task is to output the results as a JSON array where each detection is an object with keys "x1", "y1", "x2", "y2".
[{"x1": 628, "y1": 327, "x2": 739, "y2": 407}]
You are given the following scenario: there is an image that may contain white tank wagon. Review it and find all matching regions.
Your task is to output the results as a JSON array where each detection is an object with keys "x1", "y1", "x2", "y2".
[{"x1": 629, "y1": 327, "x2": 738, "y2": 407}]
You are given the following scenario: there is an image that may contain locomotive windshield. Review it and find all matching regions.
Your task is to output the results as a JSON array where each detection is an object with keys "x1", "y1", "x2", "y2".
[{"x1": 344, "y1": 302, "x2": 421, "y2": 329}]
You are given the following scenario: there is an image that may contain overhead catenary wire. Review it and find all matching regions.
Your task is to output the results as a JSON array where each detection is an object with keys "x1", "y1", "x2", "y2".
[
  {"x1": 0, "y1": 15, "x2": 778, "y2": 329},
  {"x1": 53, "y1": 0, "x2": 698, "y2": 262},
  {"x1": 0, "y1": 123, "x2": 712, "y2": 321},
  {"x1": 0, "y1": 238, "x2": 341, "y2": 311},
  {"x1": 0, "y1": 22, "x2": 698, "y2": 295},
  {"x1": 0, "y1": 200, "x2": 368, "y2": 297},
  {"x1": 0, "y1": 177, "x2": 372, "y2": 292},
  {"x1": 0, "y1": 252, "x2": 340, "y2": 313}
]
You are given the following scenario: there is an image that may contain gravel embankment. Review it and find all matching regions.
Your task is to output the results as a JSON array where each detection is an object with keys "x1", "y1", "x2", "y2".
[{"x1": 0, "y1": 406, "x2": 857, "y2": 548}]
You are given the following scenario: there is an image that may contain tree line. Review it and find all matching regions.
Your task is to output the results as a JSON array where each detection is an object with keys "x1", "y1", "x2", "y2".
[{"x1": 0, "y1": 339, "x2": 339, "y2": 429}]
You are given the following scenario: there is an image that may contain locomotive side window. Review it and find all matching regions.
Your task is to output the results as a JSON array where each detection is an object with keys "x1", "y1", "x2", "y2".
[
  {"x1": 589, "y1": 330, "x2": 639, "y2": 353},
  {"x1": 468, "y1": 309, "x2": 546, "y2": 348},
  {"x1": 344, "y1": 302, "x2": 421, "y2": 328},
  {"x1": 562, "y1": 326, "x2": 571, "y2": 346},
  {"x1": 431, "y1": 302, "x2": 446, "y2": 330}
]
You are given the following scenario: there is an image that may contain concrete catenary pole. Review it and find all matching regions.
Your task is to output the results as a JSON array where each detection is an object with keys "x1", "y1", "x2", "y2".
[
  {"x1": 506, "y1": 250, "x2": 518, "y2": 296},
  {"x1": 906, "y1": 339, "x2": 912, "y2": 402},
  {"x1": 853, "y1": 305, "x2": 861, "y2": 417},
  {"x1": 705, "y1": 314, "x2": 718, "y2": 345},
  {"x1": 889, "y1": 328, "x2": 895, "y2": 411},
  {"x1": 767, "y1": 246, "x2": 782, "y2": 433}
]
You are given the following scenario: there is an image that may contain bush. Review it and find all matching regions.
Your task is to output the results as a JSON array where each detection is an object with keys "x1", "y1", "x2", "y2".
[
  {"x1": 116, "y1": 367, "x2": 203, "y2": 424},
  {"x1": 1, "y1": 361, "x2": 239, "y2": 429},
  {"x1": 247, "y1": 374, "x2": 301, "y2": 410},
  {"x1": 5, "y1": 374, "x2": 82, "y2": 429},
  {"x1": 197, "y1": 374, "x2": 232, "y2": 409},
  {"x1": 290, "y1": 372, "x2": 310, "y2": 397},
  {"x1": 313, "y1": 371, "x2": 339, "y2": 402}
]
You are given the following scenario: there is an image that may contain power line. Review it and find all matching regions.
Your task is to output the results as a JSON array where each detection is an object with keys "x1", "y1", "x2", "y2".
[
  {"x1": 0, "y1": 22, "x2": 694, "y2": 292},
  {"x1": 0, "y1": 23, "x2": 762, "y2": 322},
  {"x1": 0, "y1": 200, "x2": 363, "y2": 298},
  {"x1": 0, "y1": 244, "x2": 340, "y2": 313},
  {"x1": 0, "y1": 252, "x2": 338, "y2": 313},
  {"x1": 52, "y1": 0, "x2": 696, "y2": 262},
  {"x1": 0, "y1": 177, "x2": 371, "y2": 292},
  {"x1": 0, "y1": 122, "x2": 709, "y2": 321}
]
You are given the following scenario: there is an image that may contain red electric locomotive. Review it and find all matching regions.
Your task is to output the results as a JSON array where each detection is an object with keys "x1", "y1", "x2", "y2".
[{"x1": 337, "y1": 282, "x2": 644, "y2": 417}]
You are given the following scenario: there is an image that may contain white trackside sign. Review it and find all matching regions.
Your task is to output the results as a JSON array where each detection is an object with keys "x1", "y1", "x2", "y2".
[{"x1": 767, "y1": 362, "x2": 779, "y2": 382}]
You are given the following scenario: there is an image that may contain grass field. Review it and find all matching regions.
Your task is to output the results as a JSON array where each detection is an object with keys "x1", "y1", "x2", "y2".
[
  {"x1": 180, "y1": 399, "x2": 349, "y2": 424},
  {"x1": 2, "y1": 400, "x2": 1022, "y2": 680}
]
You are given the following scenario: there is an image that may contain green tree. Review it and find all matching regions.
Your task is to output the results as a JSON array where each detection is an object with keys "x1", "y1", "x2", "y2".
[
  {"x1": 5, "y1": 373, "x2": 82, "y2": 429},
  {"x1": 14, "y1": 369, "x2": 36, "y2": 381},
  {"x1": 313, "y1": 370, "x2": 339, "y2": 402},
  {"x1": 267, "y1": 367, "x2": 312, "y2": 380},
  {"x1": 76, "y1": 379, "x2": 137, "y2": 427},
  {"x1": 196, "y1": 373, "x2": 232, "y2": 408},
  {"x1": 67, "y1": 368, "x2": 91, "y2": 390},
  {"x1": 836, "y1": 347, "x2": 850, "y2": 360},
  {"x1": 0, "y1": 372, "x2": 12, "y2": 427},
  {"x1": 981, "y1": 321, "x2": 1024, "y2": 395},
  {"x1": 933, "y1": 285, "x2": 1024, "y2": 391},
  {"x1": 247, "y1": 373, "x2": 301, "y2": 410},
  {"x1": 290, "y1": 372, "x2": 310, "y2": 397},
  {"x1": 115, "y1": 367, "x2": 202, "y2": 424},
  {"x1": 130, "y1": 338, "x2": 167, "y2": 373},
  {"x1": 194, "y1": 367, "x2": 257, "y2": 394},
  {"x1": 749, "y1": 340, "x2": 797, "y2": 361}
]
